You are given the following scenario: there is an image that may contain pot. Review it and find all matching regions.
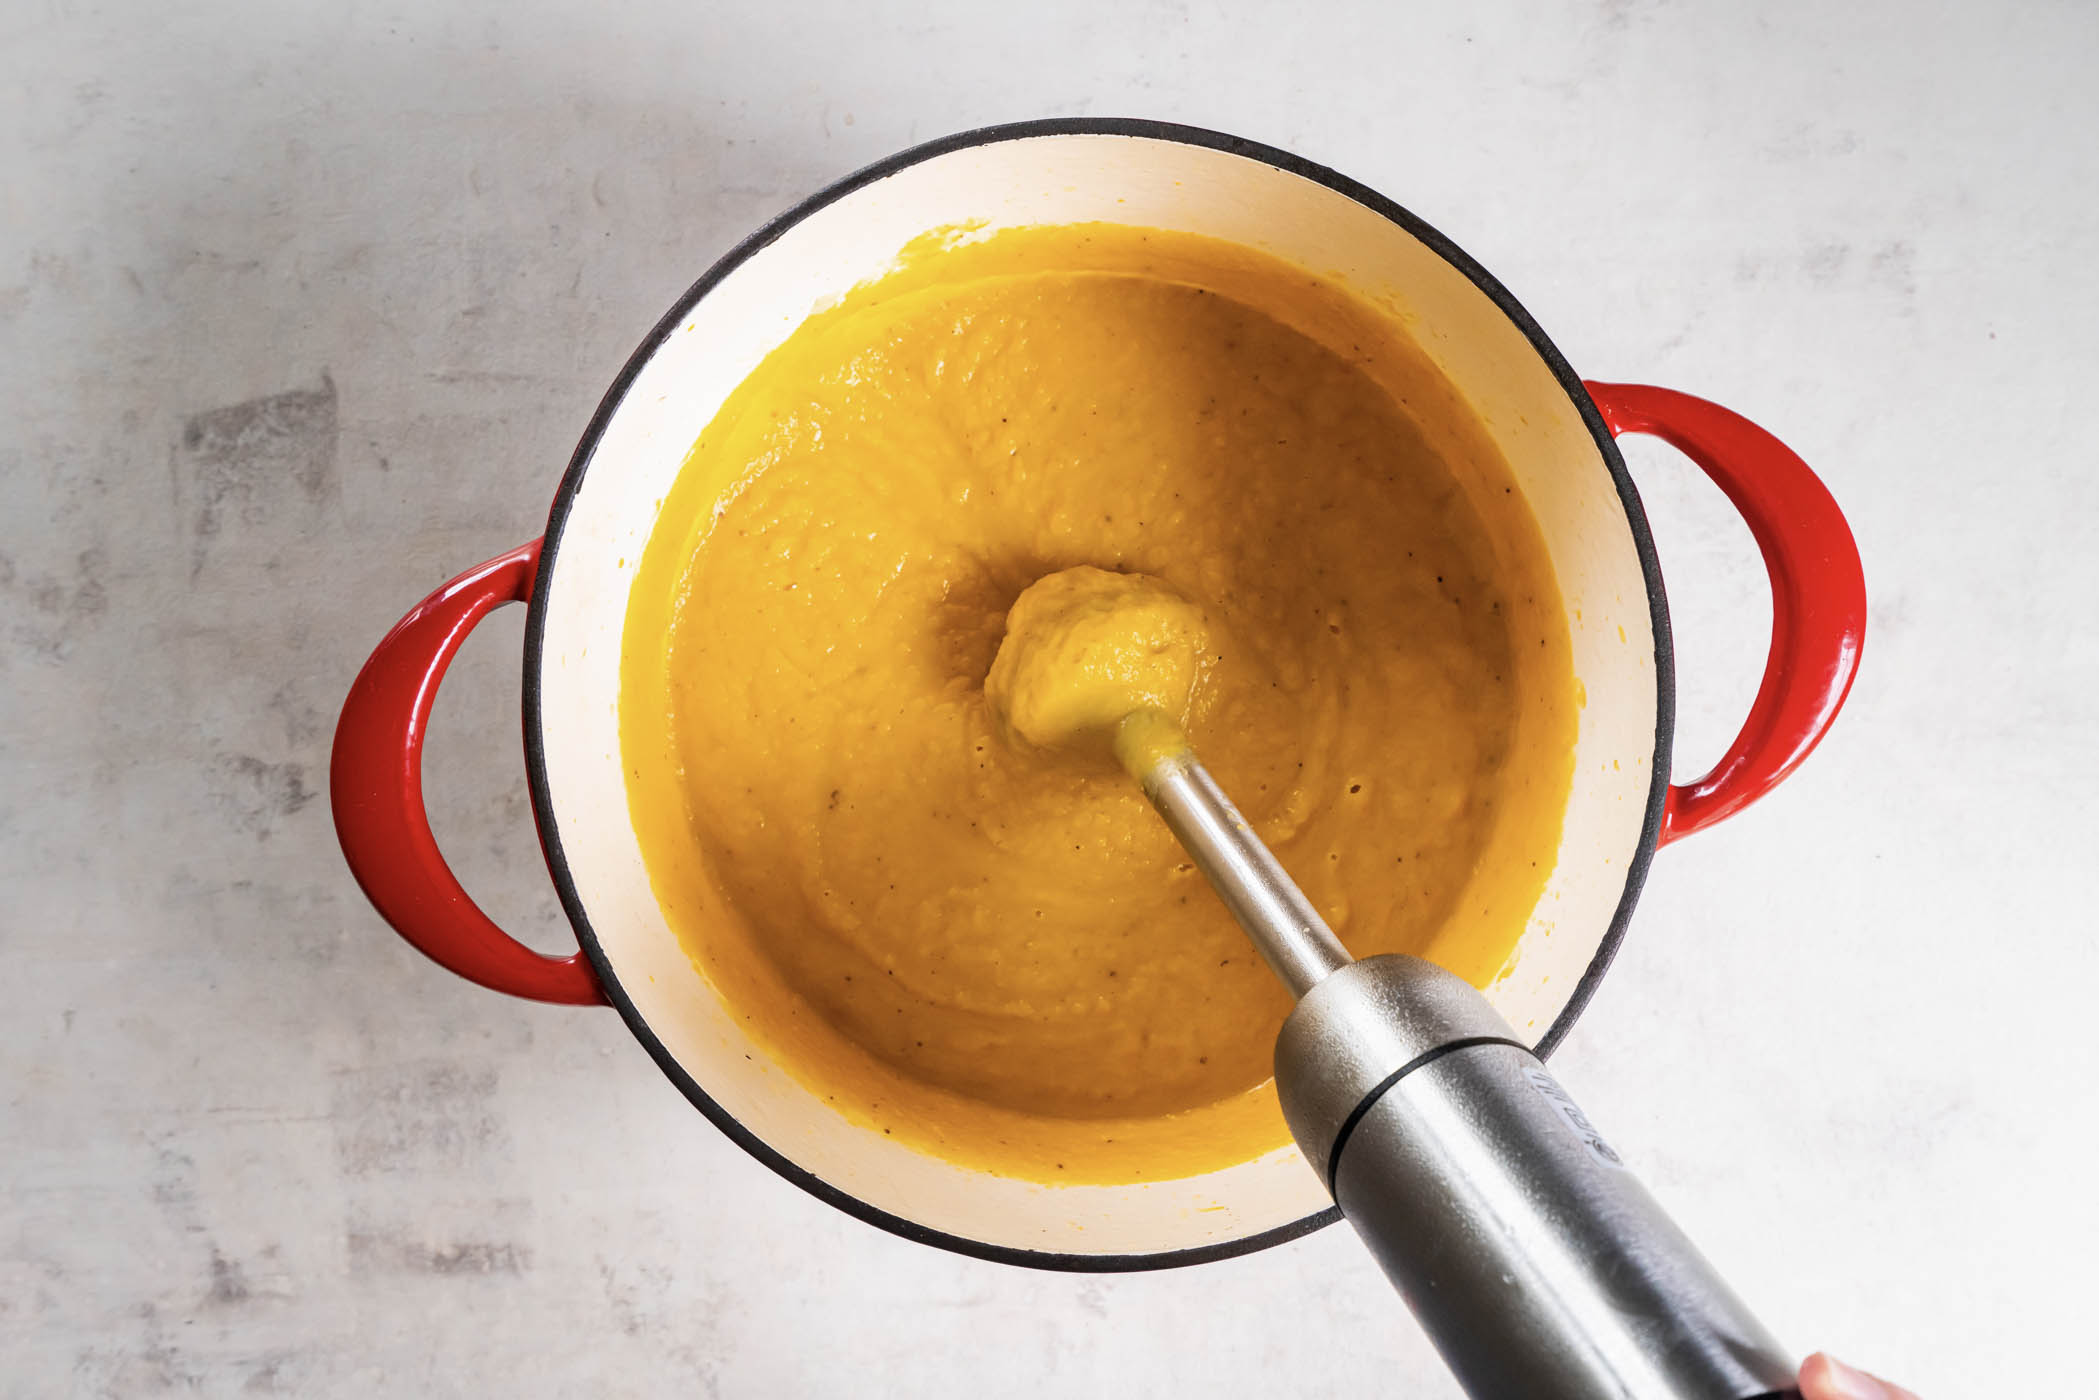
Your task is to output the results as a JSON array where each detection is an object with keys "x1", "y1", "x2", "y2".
[{"x1": 330, "y1": 118, "x2": 1864, "y2": 1271}]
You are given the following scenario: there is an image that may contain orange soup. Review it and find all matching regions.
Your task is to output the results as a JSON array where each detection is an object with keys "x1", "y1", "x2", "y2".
[{"x1": 621, "y1": 224, "x2": 1576, "y2": 1182}]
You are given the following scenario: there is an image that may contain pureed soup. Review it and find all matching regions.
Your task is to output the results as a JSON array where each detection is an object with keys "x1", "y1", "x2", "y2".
[{"x1": 621, "y1": 225, "x2": 1576, "y2": 1184}]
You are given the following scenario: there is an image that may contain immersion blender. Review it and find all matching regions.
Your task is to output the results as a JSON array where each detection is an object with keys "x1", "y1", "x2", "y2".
[{"x1": 1121, "y1": 722, "x2": 1801, "y2": 1400}]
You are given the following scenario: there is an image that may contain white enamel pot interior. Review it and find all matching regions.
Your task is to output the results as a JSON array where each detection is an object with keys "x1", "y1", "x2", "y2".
[{"x1": 523, "y1": 120, "x2": 1670, "y2": 1270}]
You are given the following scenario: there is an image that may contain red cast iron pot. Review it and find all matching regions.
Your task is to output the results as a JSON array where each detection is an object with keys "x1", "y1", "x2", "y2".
[{"x1": 330, "y1": 119, "x2": 1865, "y2": 1271}]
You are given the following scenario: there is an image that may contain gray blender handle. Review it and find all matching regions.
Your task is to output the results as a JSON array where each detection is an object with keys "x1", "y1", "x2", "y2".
[
  {"x1": 1136, "y1": 750, "x2": 1801, "y2": 1398},
  {"x1": 1276, "y1": 956, "x2": 1802, "y2": 1400}
]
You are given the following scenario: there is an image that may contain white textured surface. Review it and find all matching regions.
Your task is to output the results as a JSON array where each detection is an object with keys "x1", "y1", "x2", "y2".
[{"x1": 3, "y1": 2, "x2": 2090, "y2": 1395}]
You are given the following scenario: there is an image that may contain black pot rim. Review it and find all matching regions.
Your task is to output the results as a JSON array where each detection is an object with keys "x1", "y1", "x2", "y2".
[{"x1": 519, "y1": 116, "x2": 1675, "y2": 1274}]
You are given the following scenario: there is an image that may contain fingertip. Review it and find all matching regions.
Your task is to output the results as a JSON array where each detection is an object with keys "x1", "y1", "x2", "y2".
[{"x1": 1799, "y1": 1351, "x2": 1907, "y2": 1400}]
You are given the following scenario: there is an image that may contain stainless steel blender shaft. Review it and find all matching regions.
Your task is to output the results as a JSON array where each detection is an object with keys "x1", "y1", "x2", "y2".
[
  {"x1": 1139, "y1": 751, "x2": 1352, "y2": 996},
  {"x1": 1131, "y1": 744, "x2": 1802, "y2": 1400}
]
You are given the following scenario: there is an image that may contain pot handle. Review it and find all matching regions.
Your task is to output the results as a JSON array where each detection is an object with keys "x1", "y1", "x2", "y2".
[
  {"x1": 1584, "y1": 382, "x2": 1865, "y2": 845},
  {"x1": 330, "y1": 540, "x2": 607, "y2": 1004}
]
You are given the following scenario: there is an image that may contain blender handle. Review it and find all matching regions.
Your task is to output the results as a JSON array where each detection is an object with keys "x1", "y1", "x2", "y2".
[{"x1": 1277, "y1": 956, "x2": 1800, "y2": 1400}]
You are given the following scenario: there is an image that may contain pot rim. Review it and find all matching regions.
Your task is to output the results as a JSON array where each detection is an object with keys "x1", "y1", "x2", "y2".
[{"x1": 518, "y1": 116, "x2": 1676, "y2": 1273}]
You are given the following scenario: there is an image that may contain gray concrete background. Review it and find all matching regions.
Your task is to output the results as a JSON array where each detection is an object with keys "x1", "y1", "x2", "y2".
[{"x1": 5, "y1": 2, "x2": 2091, "y2": 1394}]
